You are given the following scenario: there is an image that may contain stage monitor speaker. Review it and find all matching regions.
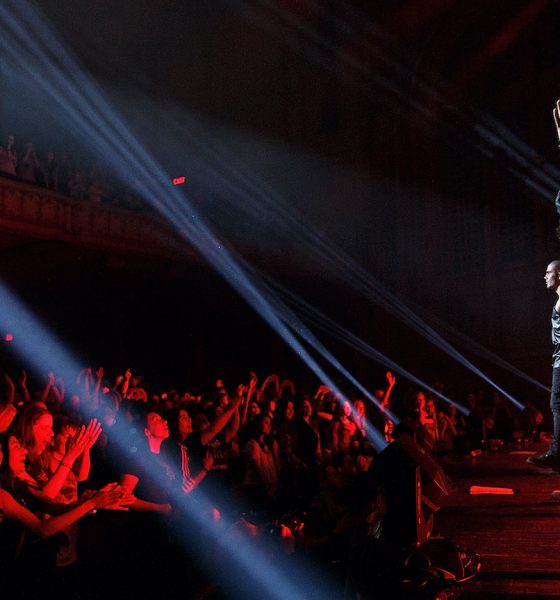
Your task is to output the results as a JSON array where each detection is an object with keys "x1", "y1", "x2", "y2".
[
  {"x1": 392, "y1": 416, "x2": 436, "y2": 453},
  {"x1": 371, "y1": 432, "x2": 451, "y2": 546}
]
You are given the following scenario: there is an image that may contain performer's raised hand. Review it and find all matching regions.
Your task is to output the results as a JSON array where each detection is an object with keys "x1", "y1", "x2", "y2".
[{"x1": 553, "y1": 99, "x2": 560, "y2": 145}]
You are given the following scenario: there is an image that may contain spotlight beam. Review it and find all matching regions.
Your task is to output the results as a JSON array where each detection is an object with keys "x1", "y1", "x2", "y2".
[
  {"x1": 257, "y1": 276, "x2": 390, "y2": 449},
  {"x1": 162, "y1": 110, "x2": 527, "y2": 409},
  {"x1": 266, "y1": 276, "x2": 470, "y2": 416}
]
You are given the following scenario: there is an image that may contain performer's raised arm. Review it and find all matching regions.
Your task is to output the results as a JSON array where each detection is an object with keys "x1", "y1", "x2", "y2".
[{"x1": 553, "y1": 100, "x2": 560, "y2": 237}]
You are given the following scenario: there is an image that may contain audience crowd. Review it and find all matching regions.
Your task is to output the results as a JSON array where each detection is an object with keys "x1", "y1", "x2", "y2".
[
  {"x1": 0, "y1": 130, "x2": 545, "y2": 597},
  {"x1": 0, "y1": 132, "x2": 147, "y2": 210},
  {"x1": 0, "y1": 361, "x2": 539, "y2": 599}
]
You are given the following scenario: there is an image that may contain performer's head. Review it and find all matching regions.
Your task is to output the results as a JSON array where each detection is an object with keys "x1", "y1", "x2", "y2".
[{"x1": 545, "y1": 261, "x2": 560, "y2": 290}]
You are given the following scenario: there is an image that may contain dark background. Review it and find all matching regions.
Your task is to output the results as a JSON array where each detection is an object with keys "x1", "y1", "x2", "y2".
[{"x1": 2, "y1": 0, "x2": 560, "y2": 407}]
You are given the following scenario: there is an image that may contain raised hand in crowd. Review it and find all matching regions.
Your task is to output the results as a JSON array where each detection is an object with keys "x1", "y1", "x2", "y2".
[
  {"x1": 0, "y1": 375, "x2": 17, "y2": 433},
  {"x1": 91, "y1": 366, "x2": 104, "y2": 409},
  {"x1": 18, "y1": 368, "x2": 30, "y2": 403},
  {"x1": 3, "y1": 373, "x2": 15, "y2": 405},
  {"x1": 380, "y1": 371, "x2": 396, "y2": 410},
  {"x1": 122, "y1": 368, "x2": 132, "y2": 396},
  {"x1": 216, "y1": 377, "x2": 230, "y2": 405},
  {"x1": 314, "y1": 384, "x2": 331, "y2": 400},
  {"x1": 39, "y1": 370, "x2": 59, "y2": 406},
  {"x1": 247, "y1": 371, "x2": 258, "y2": 394},
  {"x1": 55, "y1": 375, "x2": 65, "y2": 398},
  {"x1": 200, "y1": 389, "x2": 243, "y2": 446},
  {"x1": 182, "y1": 450, "x2": 214, "y2": 494},
  {"x1": 280, "y1": 377, "x2": 295, "y2": 397},
  {"x1": 258, "y1": 373, "x2": 280, "y2": 401},
  {"x1": 40, "y1": 418, "x2": 103, "y2": 499},
  {"x1": 113, "y1": 372, "x2": 126, "y2": 400},
  {"x1": 242, "y1": 372, "x2": 258, "y2": 424}
]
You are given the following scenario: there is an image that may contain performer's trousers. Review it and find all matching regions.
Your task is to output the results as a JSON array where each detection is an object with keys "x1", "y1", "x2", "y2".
[{"x1": 550, "y1": 367, "x2": 560, "y2": 455}]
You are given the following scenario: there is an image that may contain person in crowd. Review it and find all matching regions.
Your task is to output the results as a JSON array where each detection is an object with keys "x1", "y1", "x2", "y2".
[
  {"x1": 242, "y1": 413, "x2": 280, "y2": 518},
  {"x1": 0, "y1": 146, "x2": 15, "y2": 177},
  {"x1": 12, "y1": 405, "x2": 101, "y2": 497},
  {"x1": 42, "y1": 150, "x2": 59, "y2": 191},
  {"x1": 116, "y1": 407, "x2": 181, "y2": 596},
  {"x1": 184, "y1": 392, "x2": 242, "y2": 493},
  {"x1": 437, "y1": 403, "x2": 462, "y2": 454},
  {"x1": 29, "y1": 414, "x2": 101, "y2": 587},
  {"x1": 275, "y1": 398, "x2": 298, "y2": 466},
  {"x1": 520, "y1": 400, "x2": 543, "y2": 441},
  {"x1": 487, "y1": 391, "x2": 516, "y2": 443},
  {"x1": 38, "y1": 371, "x2": 64, "y2": 412},
  {"x1": 294, "y1": 397, "x2": 323, "y2": 468},
  {"x1": 56, "y1": 152, "x2": 70, "y2": 194},
  {"x1": 0, "y1": 375, "x2": 19, "y2": 434},
  {"x1": 410, "y1": 390, "x2": 438, "y2": 444},
  {"x1": 352, "y1": 398, "x2": 368, "y2": 441},
  {"x1": 463, "y1": 389, "x2": 485, "y2": 450},
  {"x1": 87, "y1": 162, "x2": 108, "y2": 203},
  {"x1": 0, "y1": 428, "x2": 128, "y2": 598},
  {"x1": 374, "y1": 371, "x2": 397, "y2": 442},
  {"x1": 17, "y1": 142, "x2": 40, "y2": 183},
  {"x1": 160, "y1": 406, "x2": 214, "y2": 497},
  {"x1": 88, "y1": 392, "x2": 123, "y2": 489},
  {"x1": 0, "y1": 134, "x2": 17, "y2": 176},
  {"x1": 125, "y1": 372, "x2": 148, "y2": 403},
  {"x1": 67, "y1": 167, "x2": 87, "y2": 199},
  {"x1": 263, "y1": 397, "x2": 277, "y2": 423},
  {"x1": 330, "y1": 399, "x2": 357, "y2": 460}
]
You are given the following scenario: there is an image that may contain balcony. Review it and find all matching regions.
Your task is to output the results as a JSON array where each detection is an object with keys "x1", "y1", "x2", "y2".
[{"x1": 0, "y1": 176, "x2": 193, "y2": 260}]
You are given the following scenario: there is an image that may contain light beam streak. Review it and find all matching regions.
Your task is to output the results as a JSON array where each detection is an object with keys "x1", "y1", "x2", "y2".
[
  {"x1": 264, "y1": 275, "x2": 470, "y2": 416},
  {"x1": 156, "y1": 108, "x2": 529, "y2": 409}
]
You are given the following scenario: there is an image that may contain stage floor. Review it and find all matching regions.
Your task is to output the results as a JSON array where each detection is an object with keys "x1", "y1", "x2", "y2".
[{"x1": 437, "y1": 439, "x2": 560, "y2": 599}]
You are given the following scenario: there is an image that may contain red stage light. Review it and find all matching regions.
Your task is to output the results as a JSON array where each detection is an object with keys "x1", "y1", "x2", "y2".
[
  {"x1": 172, "y1": 176, "x2": 186, "y2": 185},
  {"x1": 469, "y1": 485, "x2": 514, "y2": 495},
  {"x1": 161, "y1": 393, "x2": 168, "y2": 399},
  {"x1": 5, "y1": 333, "x2": 13, "y2": 342}
]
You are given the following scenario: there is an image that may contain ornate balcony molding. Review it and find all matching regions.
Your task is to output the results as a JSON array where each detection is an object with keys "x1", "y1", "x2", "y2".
[{"x1": 0, "y1": 177, "x2": 193, "y2": 260}]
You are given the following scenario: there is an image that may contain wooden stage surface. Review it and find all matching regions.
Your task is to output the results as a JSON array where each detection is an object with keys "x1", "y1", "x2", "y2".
[{"x1": 435, "y1": 439, "x2": 560, "y2": 599}]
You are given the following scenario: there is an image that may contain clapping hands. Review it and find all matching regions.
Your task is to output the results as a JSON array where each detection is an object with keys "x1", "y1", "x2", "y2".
[
  {"x1": 65, "y1": 418, "x2": 102, "y2": 462},
  {"x1": 83, "y1": 482, "x2": 135, "y2": 511}
]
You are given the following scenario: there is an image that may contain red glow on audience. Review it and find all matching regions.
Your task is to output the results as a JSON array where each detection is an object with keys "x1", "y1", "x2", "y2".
[
  {"x1": 5, "y1": 333, "x2": 13, "y2": 342},
  {"x1": 172, "y1": 176, "x2": 186, "y2": 185},
  {"x1": 161, "y1": 393, "x2": 168, "y2": 399}
]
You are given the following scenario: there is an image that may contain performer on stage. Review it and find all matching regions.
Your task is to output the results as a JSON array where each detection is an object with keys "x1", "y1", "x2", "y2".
[
  {"x1": 527, "y1": 260, "x2": 560, "y2": 468},
  {"x1": 528, "y1": 100, "x2": 560, "y2": 469}
]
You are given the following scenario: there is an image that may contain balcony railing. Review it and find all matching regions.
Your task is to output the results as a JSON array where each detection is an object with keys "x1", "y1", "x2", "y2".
[{"x1": 0, "y1": 176, "x2": 193, "y2": 260}]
